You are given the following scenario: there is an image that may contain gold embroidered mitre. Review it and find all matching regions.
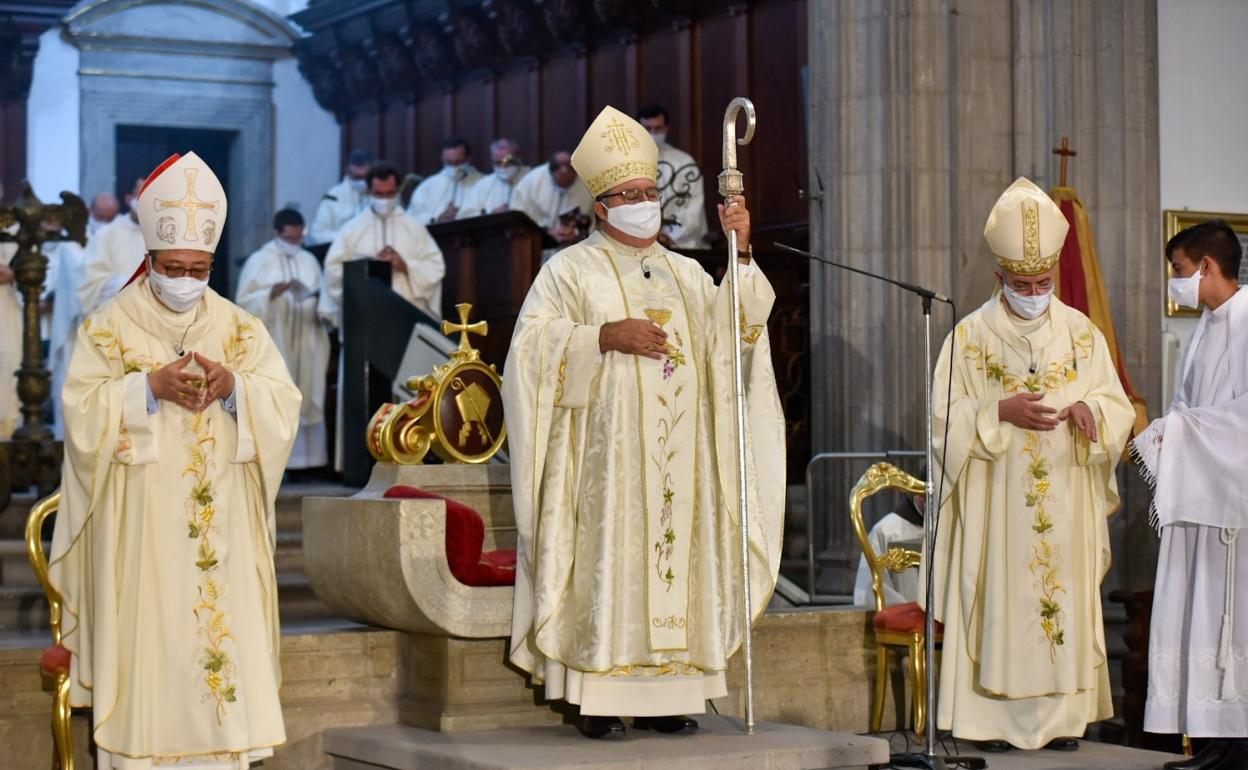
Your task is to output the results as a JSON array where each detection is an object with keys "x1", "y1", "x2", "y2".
[
  {"x1": 984, "y1": 176, "x2": 1068, "y2": 276},
  {"x1": 137, "y1": 151, "x2": 228, "y2": 254},
  {"x1": 571, "y1": 105, "x2": 658, "y2": 198}
]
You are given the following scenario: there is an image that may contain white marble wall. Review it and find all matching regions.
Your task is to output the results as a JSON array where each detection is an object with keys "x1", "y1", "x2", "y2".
[{"x1": 807, "y1": 0, "x2": 1161, "y2": 590}]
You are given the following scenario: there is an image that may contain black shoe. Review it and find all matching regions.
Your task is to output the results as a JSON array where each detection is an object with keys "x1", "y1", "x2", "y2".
[
  {"x1": 1209, "y1": 739, "x2": 1248, "y2": 770},
  {"x1": 975, "y1": 739, "x2": 1013, "y2": 753},
  {"x1": 576, "y1": 715, "x2": 625, "y2": 739},
  {"x1": 633, "y1": 715, "x2": 699, "y2": 734},
  {"x1": 1165, "y1": 739, "x2": 1232, "y2": 770},
  {"x1": 1044, "y1": 737, "x2": 1079, "y2": 751}
]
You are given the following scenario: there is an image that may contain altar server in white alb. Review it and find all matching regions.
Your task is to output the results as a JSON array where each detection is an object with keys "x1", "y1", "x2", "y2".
[
  {"x1": 309, "y1": 148, "x2": 373, "y2": 246},
  {"x1": 78, "y1": 176, "x2": 148, "y2": 315},
  {"x1": 406, "y1": 137, "x2": 481, "y2": 225},
  {"x1": 503, "y1": 105, "x2": 785, "y2": 740},
  {"x1": 457, "y1": 138, "x2": 528, "y2": 219},
  {"x1": 49, "y1": 151, "x2": 300, "y2": 769},
  {"x1": 236, "y1": 207, "x2": 330, "y2": 469},
  {"x1": 1135, "y1": 221, "x2": 1248, "y2": 770},
  {"x1": 637, "y1": 104, "x2": 708, "y2": 250},
  {"x1": 510, "y1": 151, "x2": 594, "y2": 247}
]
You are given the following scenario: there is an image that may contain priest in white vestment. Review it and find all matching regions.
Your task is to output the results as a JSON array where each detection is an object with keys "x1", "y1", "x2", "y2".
[
  {"x1": 406, "y1": 137, "x2": 481, "y2": 225},
  {"x1": 925, "y1": 178, "x2": 1134, "y2": 752},
  {"x1": 309, "y1": 148, "x2": 372, "y2": 246},
  {"x1": 0, "y1": 233, "x2": 17, "y2": 439},
  {"x1": 236, "y1": 208, "x2": 330, "y2": 469},
  {"x1": 319, "y1": 161, "x2": 445, "y2": 468},
  {"x1": 510, "y1": 151, "x2": 594, "y2": 247},
  {"x1": 78, "y1": 177, "x2": 147, "y2": 315},
  {"x1": 638, "y1": 105, "x2": 708, "y2": 250},
  {"x1": 49, "y1": 151, "x2": 300, "y2": 769},
  {"x1": 1134, "y1": 220, "x2": 1248, "y2": 770},
  {"x1": 503, "y1": 106, "x2": 785, "y2": 740},
  {"x1": 457, "y1": 138, "x2": 527, "y2": 219}
]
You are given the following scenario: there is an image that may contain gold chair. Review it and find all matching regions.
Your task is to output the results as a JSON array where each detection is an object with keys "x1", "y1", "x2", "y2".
[
  {"x1": 850, "y1": 462, "x2": 940, "y2": 736},
  {"x1": 26, "y1": 491, "x2": 74, "y2": 770}
]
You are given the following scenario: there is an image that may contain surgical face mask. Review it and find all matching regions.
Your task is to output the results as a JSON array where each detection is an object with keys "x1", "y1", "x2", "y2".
[
  {"x1": 275, "y1": 238, "x2": 301, "y2": 257},
  {"x1": 495, "y1": 165, "x2": 521, "y2": 183},
  {"x1": 371, "y1": 196, "x2": 397, "y2": 216},
  {"x1": 349, "y1": 178, "x2": 368, "y2": 194},
  {"x1": 442, "y1": 164, "x2": 467, "y2": 180},
  {"x1": 651, "y1": 131, "x2": 668, "y2": 147},
  {"x1": 1002, "y1": 283, "x2": 1053, "y2": 320},
  {"x1": 605, "y1": 200, "x2": 662, "y2": 240},
  {"x1": 148, "y1": 257, "x2": 209, "y2": 313},
  {"x1": 1167, "y1": 267, "x2": 1204, "y2": 309}
]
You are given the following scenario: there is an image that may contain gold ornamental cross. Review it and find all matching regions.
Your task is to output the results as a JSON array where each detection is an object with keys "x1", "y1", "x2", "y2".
[
  {"x1": 155, "y1": 168, "x2": 219, "y2": 242},
  {"x1": 441, "y1": 302, "x2": 488, "y2": 358}
]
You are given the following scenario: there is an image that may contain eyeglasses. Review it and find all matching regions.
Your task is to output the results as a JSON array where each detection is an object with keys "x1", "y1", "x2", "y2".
[
  {"x1": 598, "y1": 188, "x2": 661, "y2": 204},
  {"x1": 156, "y1": 263, "x2": 211, "y2": 280}
]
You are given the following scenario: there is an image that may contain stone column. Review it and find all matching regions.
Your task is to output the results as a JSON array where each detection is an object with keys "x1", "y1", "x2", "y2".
[{"x1": 807, "y1": 0, "x2": 1160, "y2": 593}]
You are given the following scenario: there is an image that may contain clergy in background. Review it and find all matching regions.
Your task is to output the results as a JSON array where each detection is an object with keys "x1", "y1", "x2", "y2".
[
  {"x1": 407, "y1": 137, "x2": 481, "y2": 225},
  {"x1": 236, "y1": 208, "x2": 330, "y2": 470},
  {"x1": 1135, "y1": 221, "x2": 1248, "y2": 770},
  {"x1": 457, "y1": 138, "x2": 528, "y2": 218},
  {"x1": 78, "y1": 176, "x2": 147, "y2": 315},
  {"x1": 48, "y1": 237, "x2": 88, "y2": 438},
  {"x1": 49, "y1": 151, "x2": 300, "y2": 769},
  {"x1": 510, "y1": 151, "x2": 594, "y2": 247},
  {"x1": 87, "y1": 191, "x2": 120, "y2": 235},
  {"x1": 925, "y1": 178, "x2": 1134, "y2": 752},
  {"x1": 319, "y1": 160, "x2": 445, "y2": 469},
  {"x1": 309, "y1": 148, "x2": 373, "y2": 246},
  {"x1": 638, "y1": 104, "x2": 708, "y2": 250},
  {"x1": 503, "y1": 106, "x2": 785, "y2": 740}
]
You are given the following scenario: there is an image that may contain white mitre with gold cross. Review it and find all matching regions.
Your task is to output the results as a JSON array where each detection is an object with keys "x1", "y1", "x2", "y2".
[
  {"x1": 984, "y1": 176, "x2": 1068, "y2": 276},
  {"x1": 571, "y1": 105, "x2": 658, "y2": 198},
  {"x1": 136, "y1": 151, "x2": 228, "y2": 254}
]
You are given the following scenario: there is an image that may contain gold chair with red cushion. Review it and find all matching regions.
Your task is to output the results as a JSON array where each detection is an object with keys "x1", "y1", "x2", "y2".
[
  {"x1": 27, "y1": 491, "x2": 74, "y2": 770},
  {"x1": 850, "y1": 462, "x2": 941, "y2": 737}
]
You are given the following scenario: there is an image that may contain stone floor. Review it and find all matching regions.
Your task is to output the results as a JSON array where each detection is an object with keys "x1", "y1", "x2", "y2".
[
  {"x1": 881, "y1": 734, "x2": 1180, "y2": 769},
  {"x1": 323, "y1": 716, "x2": 891, "y2": 769}
]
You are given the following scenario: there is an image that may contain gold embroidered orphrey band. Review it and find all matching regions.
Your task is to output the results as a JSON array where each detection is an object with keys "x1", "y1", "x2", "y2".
[{"x1": 994, "y1": 200, "x2": 1060, "y2": 276}]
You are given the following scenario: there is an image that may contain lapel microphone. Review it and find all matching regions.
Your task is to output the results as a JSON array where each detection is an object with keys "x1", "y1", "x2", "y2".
[{"x1": 641, "y1": 255, "x2": 651, "y2": 279}]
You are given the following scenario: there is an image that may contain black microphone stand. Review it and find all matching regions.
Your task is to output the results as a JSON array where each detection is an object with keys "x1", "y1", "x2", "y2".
[{"x1": 774, "y1": 242, "x2": 985, "y2": 770}]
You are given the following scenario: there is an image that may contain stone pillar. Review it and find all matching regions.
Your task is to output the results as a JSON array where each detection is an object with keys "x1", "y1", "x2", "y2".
[{"x1": 807, "y1": 0, "x2": 1160, "y2": 593}]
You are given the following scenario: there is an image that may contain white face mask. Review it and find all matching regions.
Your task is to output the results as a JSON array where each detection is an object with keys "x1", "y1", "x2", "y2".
[
  {"x1": 148, "y1": 256, "x2": 209, "y2": 313},
  {"x1": 371, "y1": 196, "x2": 397, "y2": 216},
  {"x1": 274, "y1": 238, "x2": 301, "y2": 257},
  {"x1": 651, "y1": 131, "x2": 668, "y2": 147},
  {"x1": 442, "y1": 164, "x2": 467, "y2": 180},
  {"x1": 495, "y1": 165, "x2": 521, "y2": 183},
  {"x1": 1168, "y1": 267, "x2": 1204, "y2": 309},
  {"x1": 349, "y1": 178, "x2": 368, "y2": 195},
  {"x1": 1002, "y1": 283, "x2": 1053, "y2": 320},
  {"x1": 605, "y1": 200, "x2": 662, "y2": 240}
]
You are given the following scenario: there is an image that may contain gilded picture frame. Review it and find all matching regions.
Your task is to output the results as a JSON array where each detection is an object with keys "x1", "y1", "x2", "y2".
[{"x1": 1164, "y1": 209, "x2": 1248, "y2": 317}]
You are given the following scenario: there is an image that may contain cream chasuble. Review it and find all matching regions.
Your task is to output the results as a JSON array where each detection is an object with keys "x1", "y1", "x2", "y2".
[
  {"x1": 0, "y1": 236, "x2": 18, "y2": 439},
  {"x1": 502, "y1": 231, "x2": 785, "y2": 716},
  {"x1": 924, "y1": 294, "x2": 1133, "y2": 749},
  {"x1": 49, "y1": 279, "x2": 301, "y2": 768},
  {"x1": 235, "y1": 240, "x2": 330, "y2": 468}
]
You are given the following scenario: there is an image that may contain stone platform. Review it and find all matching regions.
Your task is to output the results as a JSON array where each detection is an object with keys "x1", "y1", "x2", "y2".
[
  {"x1": 881, "y1": 735, "x2": 1180, "y2": 770},
  {"x1": 323, "y1": 716, "x2": 890, "y2": 769}
]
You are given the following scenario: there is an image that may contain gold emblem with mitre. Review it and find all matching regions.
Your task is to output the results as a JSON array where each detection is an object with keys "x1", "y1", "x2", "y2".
[{"x1": 366, "y1": 303, "x2": 507, "y2": 465}]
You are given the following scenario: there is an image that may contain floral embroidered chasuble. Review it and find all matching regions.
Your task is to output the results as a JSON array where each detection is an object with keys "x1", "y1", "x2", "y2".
[
  {"x1": 923, "y1": 294, "x2": 1133, "y2": 749},
  {"x1": 502, "y1": 231, "x2": 785, "y2": 716},
  {"x1": 48, "y1": 279, "x2": 301, "y2": 768}
]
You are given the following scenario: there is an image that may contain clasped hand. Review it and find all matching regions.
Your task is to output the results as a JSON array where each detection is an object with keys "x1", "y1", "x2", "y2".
[
  {"x1": 599, "y1": 319, "x2": 667, "y2": 360},
  {"x1": 998, "y1": 392, "x2": 1097, "y2": 442},
  {"x1": 148, "y1": 352, "x2": 235, "y2": 412},
  {"x1": 375, "y1": 246, "x2": 408, "y2": 275}
]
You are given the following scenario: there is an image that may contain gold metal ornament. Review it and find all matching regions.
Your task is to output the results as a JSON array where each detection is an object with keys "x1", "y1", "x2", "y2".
[{"x1": 366, "y1": 303, "x2": 506, "y2": 465}]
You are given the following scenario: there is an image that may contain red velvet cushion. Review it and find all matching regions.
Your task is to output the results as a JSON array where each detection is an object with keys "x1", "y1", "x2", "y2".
[
  {"x1": 873, "y1": 601, "x2": 944, "y2": 635},
  {"x1": 40, "y1": 644, "x2": 70, "y2": 675},
  {"x1": 384, "y1": 485, "x2": 517, "y2": 587}
]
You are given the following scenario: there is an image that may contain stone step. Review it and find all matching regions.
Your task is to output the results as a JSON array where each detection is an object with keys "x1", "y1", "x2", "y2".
[{"x1": 323, "y1": 718, "x2": 890, "y2": 770}]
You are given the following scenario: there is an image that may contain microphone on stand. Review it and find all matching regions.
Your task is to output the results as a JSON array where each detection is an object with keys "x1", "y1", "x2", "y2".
[{"x1": 771, "y1": 242, "x2": 952, "y2": 304}]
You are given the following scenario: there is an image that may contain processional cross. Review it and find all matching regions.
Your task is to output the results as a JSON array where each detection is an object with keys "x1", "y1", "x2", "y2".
[{"x1": 1053, "y1": 136, "x2": 1077, "y2": 187}]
